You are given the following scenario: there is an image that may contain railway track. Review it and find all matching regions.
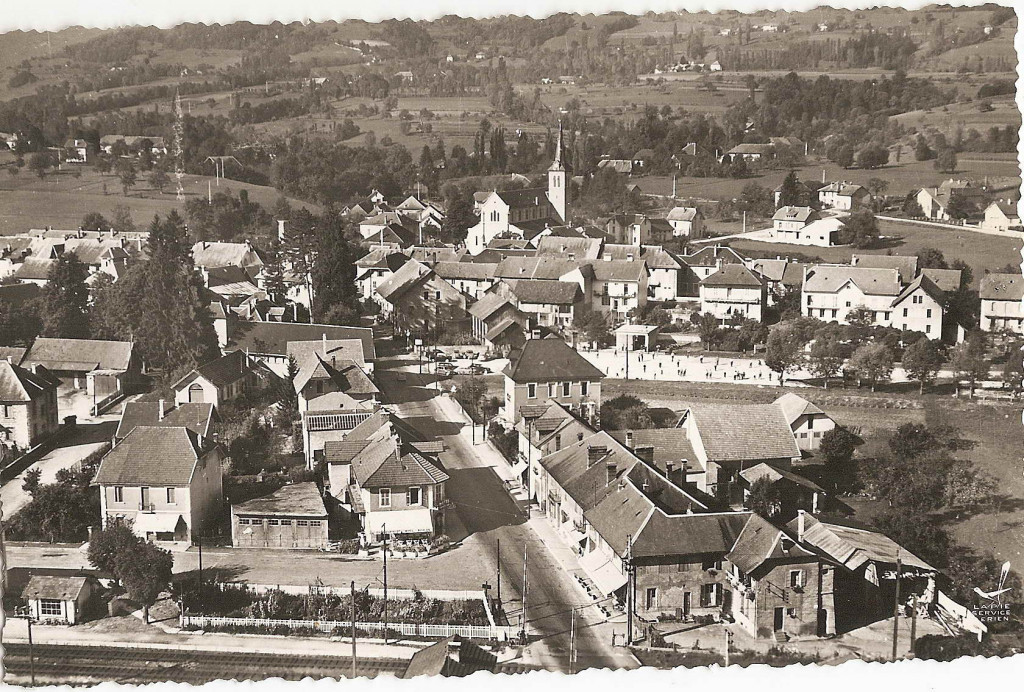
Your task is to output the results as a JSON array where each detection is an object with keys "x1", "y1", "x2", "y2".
[{"x1": 3, "y1": 643, "x2": 409, "y2": 685}]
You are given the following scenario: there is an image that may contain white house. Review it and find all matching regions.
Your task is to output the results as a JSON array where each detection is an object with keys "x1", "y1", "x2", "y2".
[
  {"x1": 774, "y1": 393, "x2": 835, "y2": 451},
  {"x1": 979, "y1": 273, "x2": 1024, "y2": 334},
  {"x1": 699, "y1": 264, "x2": 767, "y2": 323},
  {"x1": 666, "y1": 207, "x2": 705, "y2": 238},
  {"x1": 982, "y1": 200, "x2": 1022, "y2": 232},
  {"x1": 818, "y1": 182, "x2": 871, "y2": 211}
]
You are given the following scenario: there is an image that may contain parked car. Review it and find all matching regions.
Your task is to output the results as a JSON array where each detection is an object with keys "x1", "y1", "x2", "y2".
[{"x1": 436, "y1": 362, "x2": 457, "y2": 378}]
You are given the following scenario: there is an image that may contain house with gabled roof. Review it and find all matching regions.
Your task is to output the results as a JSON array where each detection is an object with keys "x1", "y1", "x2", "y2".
[
  {"x1": 801, "y1": 265, "x2": 902, "y2": 328},
  {"x1": 192, "y1": 240, "x2": 265, "y2": 275},
  {"x1": 889, "y1": 273, "x2": 948, "y2": 340},
  {"x1": 725, "y1": 513, "x2": 836, "y2": 639},
  {"x1": 774, "y1": 393, "x2": 835, "y2": 451},
  {"x1": 468, "y1": 293, "x2": 528, "y2": 355},
  {"x1": 516, "y1": 399, "x2": 597, "y2": 489},
  {"x1": 979, "y1": 272, "x2": 1024, "y2": 334},
  {"x1": 0, "y1": 359, "x2": 60, "y2": 453},
  {"x1": 375, "y1": 258, "x2": 470, "y2": 342},
  {"x1": 22, "y1": 574, "x2": 98, "y2": 625},
  {"x1": 680, "y1": 245, "x2": 747, "y2": 296},
  {"x1": 982, "y1": 200, "x2": 1022, "y2": 232},
  {"x1": 497, "y1": 279, "x2": 586, "y2": 331},
  {"x1": 227, "y1": 322, "x2": 376, "y2": 375},
  {"x1": 818, "y1": 181, "x2": 870, "y2": 211},
  {"x1": 665, "y1": 206, "x2": 705, "y2": 238},
  {"x1": 676, "y1": 401, "x2": 802, "y2": 503},
  {"x1": 503, "y1": 337, "x2": 604, "y2": 424},
  {"x1": 433, "y1": 261, "x2": 497, "y2": 299},
  {"x1": 287, "y1": 341, "x2": 378, "y2": 413},
  {"x1": 21, "y1": 337, "x2": 139, "y2": 396},
  {"x1": 600, "y1": 244, "x2": 684, "y2": 302},
  {"x1": 323, "y1": 410, "x2": 449, "y2": 544},
  {"x1": 172, "y1": 350, "x2": 269, "y2": 408},
  {"x1": 699, "y1": 264, "x2": 767, "y2": 323},
  {"x1": 115, "y1": 400, "x2": 217, "y2": 443},
  {"x1": 94, "y1": 426, "x2": 224, "y2": 543},
  {"x1": 850, "y1": 254, "x2": 918, "y2": 285},
  {"x1": 591, "y1": 258, "x2": 649, "y2": 322}
]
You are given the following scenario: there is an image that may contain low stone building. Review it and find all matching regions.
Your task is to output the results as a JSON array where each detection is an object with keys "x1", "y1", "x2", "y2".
[{"x1": 231, "y1": 482, "x2": 330, "y2": 549}]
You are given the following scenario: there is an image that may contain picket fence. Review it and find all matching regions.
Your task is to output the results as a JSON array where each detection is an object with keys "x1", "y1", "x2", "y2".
[{"x1": 180, "y1": 614, "x2": 517, "y2": 641}]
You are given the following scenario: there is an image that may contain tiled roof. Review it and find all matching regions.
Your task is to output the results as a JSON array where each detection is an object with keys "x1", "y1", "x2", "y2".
[
  {"x1": 375, "y1": 259, "x2": 432, "y2": 302},
  {"x1": 727, "y1": 514, "x2": 815, "y2": 575},
  {"x1": 468, "y1": 293, "x2": 514, "y2": 321},
  {"x1": 802, "y1": 265, "x2": 901, "y2": 296},
  {"x1": 727, "y1": 143, "x2": 775, "y2": 155},
  {"x1": 851, "y1": 254, "x2": 918, "y2": 285},
  {"x1": 23, "y1": 575, "x2": 90, "y2": 601},
  {"x1": 94, "y1": 427, "x2": 213, "y2": 486},
  {"x1": 666, "y1": 207, "x2": 699, "y2": 222},
  {"x1": 191, "y1": 350, "x2": 252, "y2": 387},
  {"x1": 229, "y1": 322, "x2": 375, "y2": 360},
  {"x1": 591, "y1": 259, "x2": 647, "y2": 283},
  {"x1": 115, "y1": 401, "x2": 216, "y2": 440},
  {"x1": 539, "y1": 431, "x2": 640, "y2": 512},
  {"x1": 12, "y1": 257, "x2": 55, "y2": 280},
  {"x1": 819, "y1": 181, "x2": 868, "y2": 197},
  {"x1": 505, "y1": 279, "x2": 581, "y2": 305},
  {"x1": 680, "y1": 402, "x2": 800, "y2": 463},
  {"x1": 774, "y1": 393, "x2": 824, "y2": 426},
  {"x1": 772, "y1": 206, "x2": 818, "y2": 223},
  {"x1": 891, "y1": 274, "x2": 946, "y2": 308},
  {"x1": 608, "y1": 428, "x2": 700, "y2": 474},
  {"x1": 288, "y1": 340, "x2": 368, "y2": 392},
  {"x1": 920, "y1": 268, "x2": 962, "y2": 293},
  {"x1": 486, "y1": 318, "x2": 522, "y2": 342},
  {"x1": 232, "y1": 482, "x2": 327, "y2": 517},
  {"x1": 504, "y1": 338, "x2": 605, "y2": 382},
  {"x1": 23, "y1": 337, "x2": 134, "y2": 372},
  {"x1": 535, "y1": 236, "x2": 603, "y2": 260},
  {"x1": 433, "y1": 261, "x2": 496, "y2": 281},
  {"x1": 979, "y1": 272, "x2": 1024, "y2": 301},
  {"x1": 739, "y1": 462, "x2": 826, "y2": 494},
  {"x1": 494, "y1": 186, "x2": 551, "y2": 210},
  {"x1": 683, "y1": 245, "x2": 746, "y2": 268},
  {"x1": 192, "y1": 241, "x2": 264, "y2": 269},
  {"x1": 701, "y1": 263, "x2": 764, "y2": 288},
  {"x1": 0, "y1": 361, "x2": 57, "y2": 402},
  {"x1": 601, "y1": 244, "x2": 681, "y2": 270},
  {"x1": 631, "y1": 510, "x2": 751, "y2": 559},
  {"x1": 495, "y1": 256, "x2": 582, "y2": 280}
]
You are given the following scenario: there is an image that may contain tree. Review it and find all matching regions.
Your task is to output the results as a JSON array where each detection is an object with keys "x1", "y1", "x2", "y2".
[
  {"x1": 87, "y1": 520, "x2": 141, "y2": 586},
  {"x1": 311, "y1": 214, "x2": 362, "y2": 326},
  {"x1": 934, "y1": 148, "x2": 957, "y2": 174},
  {"x1": 902, "y1": 338, "x2": 944, "y2": 393},
  {"x1": 119, "y1": 163, "x2": 138, "y2": 196},
  {"x1": 818, "y1": 427, "x2": 859, "y2": 492},
  {"x1": 856, "y1": 143, "x2": 889, "y2": 169},
  {"x1": 946, "y1": 194, "x2": 977, "y2": 221},
  {"x1": 112, "y1": 205, "x2": 136, "y2": 233},
  {"x1": 746, "y1": 476, "x2": 780, "y2": 517},
  {"x1": 95, "y1": 155, "x2": 112, "y2": 175},
  {"x1": 777, "y1": 170, "x2": 802, "y2": 207},
  {"x1": 808, "y1": 334, "x2": 844, "y2": 388},
  {"x1": 865, "y1": 177, "x2": 889, "y2": 198},
  {"x1": 28, "y1": 151, "x2": 52, "y2": 179},
  {"x1": 835, "y1": 143, "x2": 855, "y2": 168},
  {"x1": 600, "y1": 394, "x2": 654, "y2": 430},
  {"x1": 117, "y1": 541, "x2": 173, "y2": 623},
  {"x1": 22, "y1": 468, "x2": 42, "y2": 495},
  {"x1": 914, "y1": 135, "x2": 934, "y2": 161},
  {"x1": 41, "y1": 251, "x2": 91, "y2": 339},
  {"x1": 148, "y1": 168, "x2": 170, "y2": 194},
  {"x1": 697, "y1": 312, "x2": 721, "y2": 350},
  {"x1": 440, "y1": 188, "x2": 476, "y2": 243},
  {"x1": 916, "y1": 247, "x2": 948, "y2": 270},
  {"x1": 81, "y1": 211, "x2": 111, "y2": 231},
  {"x1": 454, "y1": 376, "x2": 488, "y2": 423},
  {"x1": 848, "y1": 341, "x2": 894, "y2": 391},
  {"x1": 949, "y1": 335, "x2": 988, "y2": 396},
  {"x1": 574, "y1": 310, "x2": 611, "y2": 346},
  {"x1": 764, "y1": 325, "x2": 806, "y2": 386},
  {"x1": 842, "y1": 209, "x2": 880, "y2": 248}
]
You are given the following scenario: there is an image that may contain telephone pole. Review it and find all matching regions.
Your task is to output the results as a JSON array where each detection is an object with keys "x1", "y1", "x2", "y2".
[
  {"x1": 521, "y1": 546, "x2": 528, "y2": 643},
  {"x1": 350, "y1": 580, "x2": 357, "y2": 678},
  {"x1": 891, "y1": 548, "x2": 902, "y2": 661},
  {"x1": 626, "y1": 534, "x2": 634, "y2": 646},
  {"x1": 569, "y1": 606, "x2": 577, "y2": 674},
  {"x1": 909, "y1": 593, "x2": 918, "y2": 655},
  {"x1": 383, "y1": 525, "x2": 389, "y2": 645},
  {"x1": 496, "y1": 538, "x2": 501, "y2": 613}
]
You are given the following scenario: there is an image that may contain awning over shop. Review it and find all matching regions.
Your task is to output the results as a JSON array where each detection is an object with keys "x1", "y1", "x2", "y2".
[
  {"x1": 134, "y1": 512, "x2": 183, "y2": 534},
  {"x1": 364, "y1": 508, "x2": 434, "y2": 536},
  {"x1": 510, "y1": 460, "x2": 528, "y2": 477},
  {"x1": 579, "y1": 549, "x2": 628, "y2": 596},
  {"x1": 566, "y1": 529, "x2": 587, "y2": 545}
]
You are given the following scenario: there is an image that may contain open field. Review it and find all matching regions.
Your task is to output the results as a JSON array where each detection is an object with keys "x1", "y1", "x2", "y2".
[
  {"x1": 893, "y1": 94, "x2": 1021, "y2": 138},
  {"x1": 0, "y1": 167, "x2": 318, "y2": 235},
  {"x1": 728, "y1": 218, "x2": 1022, "y2": 288},
  {"x1": 535, "y1": 81, "x2": 747, "y2": 117}
]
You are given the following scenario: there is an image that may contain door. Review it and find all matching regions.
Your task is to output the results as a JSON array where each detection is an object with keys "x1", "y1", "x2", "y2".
[
  {"x1": 140, "y1": 486, "x2": 150, "y2": 510},
  {"x1": 774, "y1": 607, "x2": 785, "y2": 632},
  {"x1": 682, "y1": 592, "x2": 691, "y2": 616},
  {"x1": 188, "y1": 383, "x2": 205, "y2": 403}
]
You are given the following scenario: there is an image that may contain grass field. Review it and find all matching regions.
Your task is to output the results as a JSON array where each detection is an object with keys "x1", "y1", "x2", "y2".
[
  {"x1": 893, "y1": 95, "x2": 1021, "y2": 138},
  {"x1": 0, "y1": 167, "x2": 318, "y2": 235}
]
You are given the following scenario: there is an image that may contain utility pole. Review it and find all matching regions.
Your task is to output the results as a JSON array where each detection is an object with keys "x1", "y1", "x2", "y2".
[
  {"x1": 383, "y1": 525, "x2": 389, "y2": 645},
  {"x1": 626, "y1": 534, "x2": 634, "y2": 646},
  {"x1": 624, "y1": 336, "x2": 629, "y2": 380},
  {"x1": 496, "y1": 538, "x2": 501, "y2": 613},
  {"x1": 569, "y1": 606, "x2": 577, "y2": 674},
  {"x1": 350, "y1": 580, "x2": 357, "y2": 678},
  {"x1": 891, "y1": 548, "x2": 902, "y2": 661},
  {"x1": 27, "y1": 616, "x2": 35, "y2": 686},
  {"x1": 723, "y1": 629, "x2": 730, "y2": 667},
  {"x1": 521, "y1": 547, "x2": 528, "y2": 643},
  {"x1": 909, "y1": 592, "x2": 918, "y2": 655},
  {"x1": 197, "y1": 534, "x2": 203, "y2": 588}
]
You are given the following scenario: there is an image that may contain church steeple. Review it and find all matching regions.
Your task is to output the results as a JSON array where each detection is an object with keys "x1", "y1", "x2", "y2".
[{"x1": 547, "y1": 121, "x2": 568, "y2": 223}]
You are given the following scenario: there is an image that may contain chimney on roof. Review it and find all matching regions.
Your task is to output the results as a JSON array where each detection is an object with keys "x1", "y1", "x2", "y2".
[
  {"x1": 606, "y1": 461, "x2": 617, "y2": 486},
  {"x1": 322, "y1": 333, "x2": 327, "y2": 350},
  {"x1": 6, "y1": 355, "x2": 12, "y2": 364},
  {"x1": 635, "y1": 446, "x2": 655, "y2": 465},
  {"x1": 277, "y1": 219, "x2": 286, "y2": 242},
  {"x1": 577, "y1": 432, "x2": 584, "y2": 442},
  {"x1": 158, "y1": 399, "x2": 166, "y2": 420},
  {"x1": 587, "y1": 445, "x2": 607, "y2": 468},
  {"x1": 797, "y1": 509, "x2": 806, "y2": 542},
  {"x1": 625, "y1": 430, "x2": 633, "y2": 448}
]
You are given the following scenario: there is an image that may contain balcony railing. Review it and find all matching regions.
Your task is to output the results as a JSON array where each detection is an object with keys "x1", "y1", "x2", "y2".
[{"x1": 139, "y1": 502, "x2": 155, "y2": 512}]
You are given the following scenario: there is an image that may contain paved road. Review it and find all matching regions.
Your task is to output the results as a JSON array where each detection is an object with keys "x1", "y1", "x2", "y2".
[{"x1": 378, "y1": 353, "x2": 636, "y2": 673}]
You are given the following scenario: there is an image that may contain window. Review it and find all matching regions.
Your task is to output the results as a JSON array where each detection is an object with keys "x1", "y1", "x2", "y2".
[
  {"x1": 807, "y1": 418, "x2": 814, "y2": 430},
  {"x1": 831, "y1": 310, "x2": 837, "y2": 318},
  {"x1": 547, "y1": 382, "x2": 555, "y2": 397},
  {"x1": 561, "y1": 382, "x2": 571, "y2": 397},
  {"x1": 166, "y1": 487, "x2": 176, "y2": 504},
  {"x1": 408, "y1": 486, "x2": 422, "y2": 506},
  {"x1": 789, "y1": 570, "x2": 804, "y2": 588},
  {"x1": 297, "y1": 520, "x2": 309, "y2": 527},
  {"x1": 239, "y1": 518, "x2": 251, "y2": 525},
  {"x1": 527, "y1": 383, "x2": 537, "y2": 399},
  {"x1": 1, "y1": 405, "x2": 8, "y2": 417},
  {"x1": 309, "y1": 520, "x2": 322, "y2": 527},
  {"x1": 580, "y1": 381, "x2": 589, "y2": 396},
  {"x1": 40, "y1": 599, "x2": 63, "y2": 616},
  {"x1": 113, "y1": 486, "x2": 124, "y2": 503},
  {"x1": 435, "y1": 291, "x2": 442, "y2": 300},
  {"x1": 645, "y1": 587, "x2": 658, "y2": 609},
  {"x1": 926, "y1": 325, "x2": 931, "y2": 334},
  {"x1": 379, "y1": 488, "x2": 392, "y2": 507},
  {"x1": 903, "y1": 308, "x2": 909, "y2": 317},
  {"x1": 845, "y1": 301, "x2": 851, "y2": 308},
  {"x1": 787, "y1": 607, "x2": 797, "y2": 618},
  {"x1": 926, "y1": 308, "x2": 932, "y2": 318},
  {"x1": 267, "y1": 519, "x2": 280, "y2": 526}
]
